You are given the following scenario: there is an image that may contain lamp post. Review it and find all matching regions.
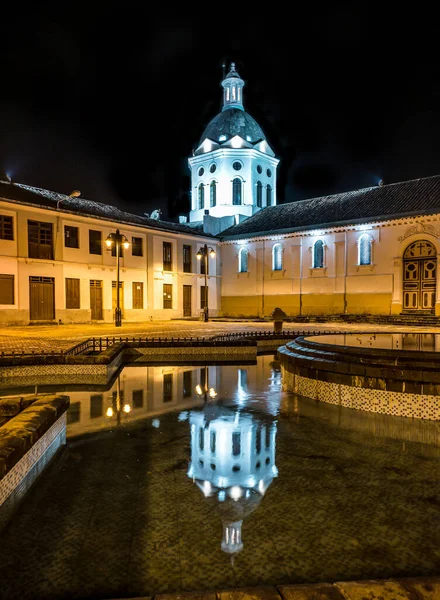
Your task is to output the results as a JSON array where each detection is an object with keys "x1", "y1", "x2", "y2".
[
  {"x1": 106, "y1": 375, "x2": 131, "y2": 425},
  {"x1": 196, "y1": 244, "x2": 216, "y2": 322},
  {"x1": 105, "y1": 229, "x2": 130, "y2": 327},
  {"x1": 195, "y1": 365, "x2": 217, "y2": 403}
]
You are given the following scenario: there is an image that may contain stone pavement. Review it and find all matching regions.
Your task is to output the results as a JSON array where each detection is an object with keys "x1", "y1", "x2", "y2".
[
  {"x1": 1, "y1": 318, "x2": 439, "y2": 354},
  {"x1": 111, "y1": 578, "x2": 440, "y2": 600}
]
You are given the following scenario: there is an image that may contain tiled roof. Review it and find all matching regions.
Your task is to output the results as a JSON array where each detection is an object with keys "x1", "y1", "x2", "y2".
[
  {"x1": 199, "y1": 108, "x2": 265, "y2": 146},
  {"x1": 0, "y1": 181, "x2": 213, "y2": 238},
  {"x1": 220, "y1": 174, "x2": 440, "y2": 240}
]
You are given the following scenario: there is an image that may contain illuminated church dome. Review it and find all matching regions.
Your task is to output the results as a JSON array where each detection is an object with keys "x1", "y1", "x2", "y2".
[
  {"x1": 188, "y1": 62, "x2": 280, "y2": 233},
  {"x1": 199, "y1": 108, "x2": 266, "y2": 147}
]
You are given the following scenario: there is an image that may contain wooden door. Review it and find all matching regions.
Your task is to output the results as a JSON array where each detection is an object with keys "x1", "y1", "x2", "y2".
[
  {"x1": 183, "y1": 285, "x2": 192, "y2": 317},
  {"x1": 112, "y1": 281, "x2": 124, "y2": 317},
  {"x1": 403, "y1": 240, "x2": 436, "y2": 312},
  {"x1": 90, "y1": 280, "x2": 103, "y2": 320},
  {"x1": 29, "y1": 277, "x2": 55, "y2": 320}
]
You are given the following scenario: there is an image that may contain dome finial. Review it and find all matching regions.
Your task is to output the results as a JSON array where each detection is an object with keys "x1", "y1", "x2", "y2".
[{"x1": 230, "y1": 62, "x2": 236, "y2": 71}]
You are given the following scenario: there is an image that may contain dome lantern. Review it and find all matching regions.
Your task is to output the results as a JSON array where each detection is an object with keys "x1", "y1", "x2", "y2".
[{"x1": 221, "y1": 62, "x2": 245, "y2": 112}]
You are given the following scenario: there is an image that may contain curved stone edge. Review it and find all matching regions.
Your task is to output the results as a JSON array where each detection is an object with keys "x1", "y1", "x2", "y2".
[{"x1": 0, "y1": 394, "x2": 70, "y2": 480}]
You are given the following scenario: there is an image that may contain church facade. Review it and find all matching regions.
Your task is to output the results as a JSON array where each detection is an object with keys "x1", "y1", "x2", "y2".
[{"x1": 1, "y1": 63, "x2": 440, "y2": 324}]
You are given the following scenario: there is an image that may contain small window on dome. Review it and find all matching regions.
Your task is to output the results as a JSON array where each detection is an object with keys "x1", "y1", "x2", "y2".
[
  {"x1": 198, "y1": 167, "x2": 204, "y2": 177},
  {"x1": 266, "y1": 168, "x2": 272, "y2": 177},
  {"x1": 257, "y1": 165, "x2": 262, "y2": 174},
  {"x1": 219, "y1": 134, "x2": 227, "y2": 142},
  {"x1": 246, "y1": 135, "x2": 251, "y2": 142},
  {"x1": 210, "y1": 164, "x2": 216, "y2": 173},
  {"x1": 233, "y1": 161, "x2": 242, "y2": 171}
]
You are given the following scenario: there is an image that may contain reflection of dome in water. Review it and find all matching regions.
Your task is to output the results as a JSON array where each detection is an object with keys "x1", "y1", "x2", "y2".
[{"x1": 188, "y1": 404, "x2": 278, "y2": 555}]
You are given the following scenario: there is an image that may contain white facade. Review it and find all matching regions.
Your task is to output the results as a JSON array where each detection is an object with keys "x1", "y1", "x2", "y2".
[{"x1": 0, "y1": 191, "x2": 220, "y2": 324}]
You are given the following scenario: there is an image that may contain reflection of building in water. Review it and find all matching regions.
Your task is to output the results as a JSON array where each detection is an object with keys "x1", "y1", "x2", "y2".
[{"x1": 187, "y1": 404, "x2": 278, "y2": 556}]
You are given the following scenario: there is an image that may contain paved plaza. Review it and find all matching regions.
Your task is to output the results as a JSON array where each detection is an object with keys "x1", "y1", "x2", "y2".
[{"x1": 1, "y1": 318, "x2": 440, "y2": 354}]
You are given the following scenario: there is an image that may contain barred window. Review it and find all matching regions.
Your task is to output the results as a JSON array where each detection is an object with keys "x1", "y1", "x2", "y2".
[
  {"x1": 64, "y1": 225, "x2": 79, "y2": 248},
  {"x1": 313, "y1": 240, "x2": 324, "y2": 268},
  {"x1": 359, "y1": 234, "x2": 372, "y2": 265},
  {"x1": 163, "y1": 242, "x2": 172, "y2": 271},
  {"x1": 272, "y1": 244, "x2": 283, "y2": 271},
  {"x1": 132, "y1": 237, "x2": 143, "y2": 256},
  {"x1": 89, "y1": 230, "x2": 102, "y2": 255},
  {"x1": 238, "y1": 248, "x2": 248, "y2": 273},
  {"x1": 0, "y1": 215, "x2": 13, "y2": 240}
]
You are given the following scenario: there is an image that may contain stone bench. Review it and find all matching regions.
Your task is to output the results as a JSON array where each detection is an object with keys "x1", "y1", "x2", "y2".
[{"x1": 0, "y1": 394, "x2": 70, "y2": 531}]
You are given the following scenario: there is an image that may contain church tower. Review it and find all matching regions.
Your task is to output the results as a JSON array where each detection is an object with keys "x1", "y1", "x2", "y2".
[{"x1": 188, "y1": 62, "x2": 280, "y2": 234}]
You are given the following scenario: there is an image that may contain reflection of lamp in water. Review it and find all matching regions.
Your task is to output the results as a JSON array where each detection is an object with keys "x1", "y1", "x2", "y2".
[
  {"x1": 195, "y1": 366, "x2": 217, "y2": 403},
  {"x1": 187, "y1": 404, "x2": 278, "y2": 559},
  {"x1": 105, "y1": 375, "x2": 131, "y2": 425}
]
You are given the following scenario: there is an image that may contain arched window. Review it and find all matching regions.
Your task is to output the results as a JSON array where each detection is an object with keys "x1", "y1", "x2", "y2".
[
  {"x1": 198, "y1": 184, "x2": 204, "y2": 210},
  {"x1": 266, "y1": 184, "x2": 272, "y2": 207},
  {"x1": 272, "y1": 244, "x2": 283, "y2": 271},
  {"x1": 238, "y1": 248, "x2": 248, "y2": 273},
  {"x1": 232, "y1": 178, "x2": 242, "y2": 205},
  {"x1": 313, "y1": 240, "x2": 324, "y2": 268},
  {"x1": 210, "y1": 181, "x2": 217, "y2": 207},
  {"x1": 256, "y1": 181, "x2": 263, "y2": 207},
  {"x1": 358, "y1": 234, "x2": 372, "y2": 265}
]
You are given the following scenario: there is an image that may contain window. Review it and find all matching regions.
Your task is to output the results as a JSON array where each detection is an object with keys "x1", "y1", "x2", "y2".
[
  {"x1": 163, "y1": 283, "x2": 172, "y2": 309},
  {"x1": 199, "y1": 427, "x2": 204, "y2": 451},
  {"x1": 111, "y1": 242, "x2": 123, "y2": 258},
  {"x1": 198, "y1": 167, "x2": 205, "y2": 177},
  {"x1": 210, "y1": 163, "x2": 217, "y2": 173},
  {"x1": 132, "y1": 389, "x2": 143, "y2": 408},
  {"x1": 132, "y1": 282, "x2": 144, "y2": 309},
  {"x1": 0, "y1": 215, "x2": 13, "y2": 240},
  {"x1": 265, "y1": 426, "x2": 271, "y2": 449},
  {"x1": 238, "y1": 248, "x2": 248, "y2": 273},
  {"x1": 89, "y1": 230, "x2": 102, "y2": 255},
  {"x1": 210, "y1": 181, "x2": 217, "y2": 207},
  {"x1": 232, "y1": 432, "x2": 241, "y2": 456},
  {"x1": 132, "y1": 237, "x2": 143, "y2": 256},
  {"x1": 232, "y1": 178, "x2": 242, "y2": 205},
  {"x1": 210, "y1": 431, "x2": 216, "y2": 453},
  {"x1": 183, "y1": 244, "x2": 192, "y2": 273},
  {"x1": 198, "y1": 183, "x2": 204, "y2": 209},
  {"x1": 256, "y1": 181, "x2": 263, "y2": 207},
  {"x1": 90, "y1": 394, "x2": 103, "y2": 419},
  {"x1": 163, "y1": 241, "x2": 172, "y2": 271},
  {"x1": 65, "y1": 278, "x2": 80, "y2": 309},
  {"x1": 267, "y1": 168, "x2": 272, "y2": 177},
  {"x1": 64, "y1": 225, "x2": 79, "y2": 248},
  {"x1": 183, "y1": 370, "x2": 192, "y2": 398},
  {"x1": 28, "y1": 220, "x2": 53, "y2": 259},
  {"x1": 359, "y1": 234, "x2": 372, "y2": 265},
  {"x1": 200, "y1": 254, "x2": 209, "y2": 275},
  {"x1": 200, "y1": 285, "x2": 208, "y2": 309},
  {"x1": 67, "y1": 402, "x2": 80, "y2": 425},
  {"x1": 256, "y1": 427, "x2": 261, "y2": 454},
  {"x1": 272, "y1": 244, "x2": 283, "y2": 271},
  {"x1": 0, "y1": 274, "x2": 14, "y2": 304},
  {"x1": 313, "y1": 240, "x2": 324, "y2": 268},
  {"x1": 266, "y1": 184, "x2": 272, "y2": 207},
  {"x1": 256, "y1": 165, "x2": 262, "y2": 174},
  {"x1": 232, "y1": 161, "x2": 242, "y2": 171},
  {"x1": 163, "y1": 374, "x2": 173, "y2": 402}
]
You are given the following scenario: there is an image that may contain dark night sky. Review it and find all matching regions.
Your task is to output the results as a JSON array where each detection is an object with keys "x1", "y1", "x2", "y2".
[{"x1": 0, "y1": 5, "x2": 439, "y2": 220}]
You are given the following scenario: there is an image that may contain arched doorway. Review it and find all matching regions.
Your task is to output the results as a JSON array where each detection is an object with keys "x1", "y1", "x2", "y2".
[{"x1": 403, "y1": 240, "x2": 437, "y2": 312}]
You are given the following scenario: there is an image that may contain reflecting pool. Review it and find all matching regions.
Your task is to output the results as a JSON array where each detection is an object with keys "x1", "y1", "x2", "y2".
[
  {"x1": 0, "y1": 355, "x2": 439, "y2": 600},
  {"x1": 306, "y1": 332, "x2": 440, "y2": 351}
]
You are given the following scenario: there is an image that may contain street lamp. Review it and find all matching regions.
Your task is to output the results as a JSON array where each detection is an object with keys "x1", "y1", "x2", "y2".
[
  {"x1": 105, "y1": 229, "x2": 130, "y2": 327},
  {"x1": 106, "y1": 375, "x2": 131, "y2": 426},
  {"x1": 195, "y1": 365, "x2": 217, "y2": 403},
  {"x1": 196, "y1": 244, "x2": 216, "y2": 322}
]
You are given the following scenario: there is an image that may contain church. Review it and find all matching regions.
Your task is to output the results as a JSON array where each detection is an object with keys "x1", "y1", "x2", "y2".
[{"x1": 1, "y1": 63, "x2": 440, "y2": 325}]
